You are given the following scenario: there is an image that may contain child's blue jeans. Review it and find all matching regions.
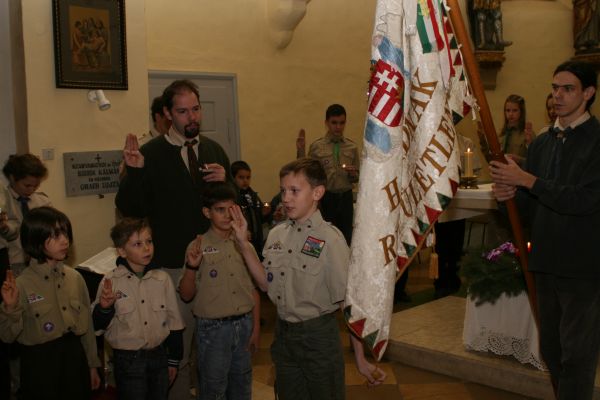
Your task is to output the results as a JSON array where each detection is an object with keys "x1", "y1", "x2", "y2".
[
  {"x1": 195, "y1": 313, "x2": 253, "y2": 400},
  {"x1": 113, "y1": 346, "x2": 169, "y2": 400}
]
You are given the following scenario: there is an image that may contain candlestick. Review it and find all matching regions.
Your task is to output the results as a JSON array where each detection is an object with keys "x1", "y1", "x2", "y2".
[{"x1": 464, "y1": 148, "x2": 474, "y2": 177}]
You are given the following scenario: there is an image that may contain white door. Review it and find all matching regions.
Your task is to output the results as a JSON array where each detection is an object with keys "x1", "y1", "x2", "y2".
[{"x1": 148, "y1": 71, "x2": 240, "y2": 161}]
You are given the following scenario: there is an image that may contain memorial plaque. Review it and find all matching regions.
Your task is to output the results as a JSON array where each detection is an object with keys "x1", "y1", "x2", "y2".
[{"x1": 63, "y1": 151, "x2": 122, "y2": 197}]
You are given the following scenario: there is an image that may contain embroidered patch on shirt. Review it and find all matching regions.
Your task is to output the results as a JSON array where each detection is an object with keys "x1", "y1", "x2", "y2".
[
  {"x1": 203, "y1": 246, "x2": 219, "y2": 255},
  {"x1": 301, "y1": 236, "x2": 326, "y2": 258},
  {"x1": 209, "y1": 269, "x2": 218, "y2": 278},
  {"x1": 26, "y1": 293, "x2": 44, "y2": 304},
  {"x1": 43, "y1": 322, "x2": 54, "y2": 332},
  {"x1": 267, "y1": 241, "x2": 283, "y2": 251},
  {"x1": 115, "y1": 290, "x2": 128, "y2": 299}
]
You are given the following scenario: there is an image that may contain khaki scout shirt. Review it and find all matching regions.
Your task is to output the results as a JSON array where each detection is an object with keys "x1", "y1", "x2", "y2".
[
  {"x1": 0, "y1": 261, "x2": 100, "y2": 367},
  {"x1": 308, "y1": 133, "x2": 359, "y2": 193},
  {"x1": 5, "y1": 186, "x2": 52, "y2": 266},
  {"x1": 262, "y1": 210, "x2": 349, "y2": 322},
  {"x1": 92, "y1": 265, "x2": 185, "y2": 351},
  {"x1": 183, "y1": 229, "x2": 255, "y2": 319}
]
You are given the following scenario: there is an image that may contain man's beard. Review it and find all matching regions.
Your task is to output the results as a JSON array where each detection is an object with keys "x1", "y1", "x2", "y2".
[{"x1": 184, "y1": 122, "x2": 200, "y2": 139}]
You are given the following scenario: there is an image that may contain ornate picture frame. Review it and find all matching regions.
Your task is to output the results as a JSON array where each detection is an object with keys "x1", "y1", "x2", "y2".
[{"x1": 52, "y1": 0, "x2": 128, "y2": 90}]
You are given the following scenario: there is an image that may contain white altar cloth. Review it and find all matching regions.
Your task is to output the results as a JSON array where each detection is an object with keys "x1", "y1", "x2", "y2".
[{"x1": 463, "y1": 292, "x2": 546, "y2": 370}]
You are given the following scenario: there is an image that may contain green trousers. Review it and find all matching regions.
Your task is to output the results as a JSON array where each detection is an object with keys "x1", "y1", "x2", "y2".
[{"x1": 271, "y1": 312, "x2": 345, "y2": 400}]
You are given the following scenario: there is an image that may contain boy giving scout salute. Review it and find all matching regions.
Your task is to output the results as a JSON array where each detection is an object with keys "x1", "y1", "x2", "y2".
[
  {"x1": 230, "y1": 158, "x2": 386, "y2": 400},
  {"x1": 92, "y1": 218, "x2": 184, "y2": 400},
  {"x1": 179, "y1": 182, "x2": 259, "y2": 399}
]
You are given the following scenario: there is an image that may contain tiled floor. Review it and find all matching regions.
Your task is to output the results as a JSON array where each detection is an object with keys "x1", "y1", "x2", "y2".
[{"x1": 251, "y1": 247, "x2": 535, "y2": 400}]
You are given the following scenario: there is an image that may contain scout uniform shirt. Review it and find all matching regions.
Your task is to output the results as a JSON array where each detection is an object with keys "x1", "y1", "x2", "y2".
[
  {"x1": 93, "y1": 260, "x2": 185, "y2": 351},
  {"x1": 262, "y1": 210, "x2": 349, "y2": 322},
  {"x1": 184, "y1": 229, "x2": 255, "y2": 319},
  {"x1": 309, "y1": 133, "x2": 360, "y2": 193},
  {"x1": 0, "y1": 260, "x2": 100, "y2": 367}
]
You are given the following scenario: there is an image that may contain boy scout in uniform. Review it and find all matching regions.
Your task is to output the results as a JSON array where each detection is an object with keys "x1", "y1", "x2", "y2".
[
  {"x1": 0, "y1": 206, "x2": 100, "y2": 400},
  {"x1": 305, "y1": 104, "x2": 359, "y2": 244},
  {"x1": 179, "y1": 182, "x2": 259, "y2": 400},
  {"x1": 230, "y1": 158, "x2": 386, "y2": 400},
  {"x1": 92, "y1": 218, "x2": 184, "y2": 400}
]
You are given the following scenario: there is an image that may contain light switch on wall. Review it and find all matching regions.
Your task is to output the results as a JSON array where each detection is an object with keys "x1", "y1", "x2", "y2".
[{"x1": 42, "y1": 148, "x2": 55, "y2": 161}]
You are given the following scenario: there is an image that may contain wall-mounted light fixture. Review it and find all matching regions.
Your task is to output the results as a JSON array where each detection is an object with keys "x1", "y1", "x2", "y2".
[{"x1": 87, "y1": 89, "x2": 111, "y2": 111}]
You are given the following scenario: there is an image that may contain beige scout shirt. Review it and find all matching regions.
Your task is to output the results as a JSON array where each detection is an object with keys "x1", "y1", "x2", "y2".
[
  {"x1": 308, "y1": 133, "x2": 360, "y2": 193},
  {"x1": 0, "y1": 260, "x2": 100, "y2": 367},
  {"x1": 93, "y1": 264, "x2": 184, "y2": 351},
  {"x1": 4, "y1": 186, "x2": 52, "y2": 266},
  {"x1": 183, "y1": 229, "x2": 255, "y2": 319},
  {"x1": 262, "y1": 210, "x2": 349, "y2": 322}
]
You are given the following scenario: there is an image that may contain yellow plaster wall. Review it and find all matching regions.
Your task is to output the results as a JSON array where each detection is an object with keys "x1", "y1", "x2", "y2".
[
  {"x1": 145, "y1": 0, "x2": 376, "y2": 200},
  {"x1": 20, "y1": 0, "x2": 148, "y2": 264},
  {"x1": 17, "y1": 0, "x2": 580, "y2": 262}
]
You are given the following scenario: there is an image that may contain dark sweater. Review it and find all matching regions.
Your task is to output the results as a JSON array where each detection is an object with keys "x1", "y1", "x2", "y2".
[
  {"x1": 115, "y1": 134, "x2": 232, "y2": 268},
  {"x1": 519, "y1": 116, "x2": 600, "y2": 278}
]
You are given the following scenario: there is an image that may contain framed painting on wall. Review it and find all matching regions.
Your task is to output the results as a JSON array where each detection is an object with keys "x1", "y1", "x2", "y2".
[{"x1": 52, "y1": 0, "x2": 128, "y2": 90}]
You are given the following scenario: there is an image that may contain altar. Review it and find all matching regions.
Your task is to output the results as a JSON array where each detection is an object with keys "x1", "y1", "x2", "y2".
[
  {"x1": 439, "y1": 182, "x2": 496, "y2": 223},
  {"x1": 463, "y1": 292, "x2": 546, "y2": 370}
]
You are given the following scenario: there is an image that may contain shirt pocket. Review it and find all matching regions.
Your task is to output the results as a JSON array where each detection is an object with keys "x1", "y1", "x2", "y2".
[
  {"x1": 150, "y1": 295, "x2": 170, "y2": 333},
  {"x1": 340, "y1": 149, "x2": 356, "y2": 165},
  {"x1": 290, "y1": 255, "x2": 323, "y2": 296},
  {"x1": 115, "y1": 298, "x2": 136, "y2": 322},
  {"x1": 68, "y1": 299, "x2": 89, "y2": 333},
  {"x1": 28, "y1": 301, "x2": 54, "y2": 337}
]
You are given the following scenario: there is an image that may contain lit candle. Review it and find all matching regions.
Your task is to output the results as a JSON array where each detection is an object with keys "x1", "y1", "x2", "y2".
[
  {"x1": 464, "y1": 148, "x2": 474, "y2": 177},
  {"x1": 527, "y1": 242, "x2": 531, "y2": 252},
  {"x1": 263, "y1": 202, "x2": 270, "y2": 208},
  {"x1": 342, "y1": 164, "x2": 347, "y2": 169}
]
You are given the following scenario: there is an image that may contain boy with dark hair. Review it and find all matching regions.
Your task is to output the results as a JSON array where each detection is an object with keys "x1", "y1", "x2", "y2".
[
  {"x1": 92, "y1": 218, "x2": 185, "y2": 400},
  {"x1": 490, "y1": 60, "x2": 600, "y2": 399},
  {"x1": 230, "y1": 158, "x2": 385, "y2": 399},
  {"x1": 179, "y1": 182, "x2": 260, "y2": 400},
  {"x1": 302, "y1": 104, "x2": 360, "y2": 244},
  {"x1": 231, "y1": 160, "x2": 269, "y2": 257}
]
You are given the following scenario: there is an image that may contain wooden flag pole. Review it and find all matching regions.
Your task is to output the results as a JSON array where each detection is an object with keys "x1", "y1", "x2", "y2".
[{"x1": 446, "y1": 0, "x2": 538, "y2": 323}]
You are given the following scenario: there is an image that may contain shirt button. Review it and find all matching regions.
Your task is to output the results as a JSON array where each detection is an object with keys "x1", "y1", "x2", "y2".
[
  {"x1": 57, "y1": 284, "x2": 61, "y2": 289},
  {"x1": 35, "y1": 313, "x2": 39, "y2": 318},
  {"x1": 302, "y1": 265, "x2": 306, "y2": 269},
  {"x1": 230, "y1": 273, "x2": 234, "y2": 277},
  {"x1": 297, "y1": 228, "x2": 301, "y2": 232},
  {"x1": 288, "y1": 249, "x2": 292, "y2": 254},
  {"x1": 308, "y1": 225, "x2": 312, "y2": 228},
  {"x1": 281, "y1": 272, "x2": 285, "y2": 276},
  {"x1": 277, "y1": 296, "x2": 281, "y2": 299},
  {"x1": 44, "y1": 276, "x2": 49, "y2": 280},
  {"x1": 161, "y1": 305, "x2": 165, "y2": 308},
  {"x1": 141, "y1": 300, "x2": 145, "y2": 303},
  {"x1": 233, "y1": 291, "x2": 236, "y2": 294},
  {"x1": 62, "y1": 306, "x2": 66, "y2": 311},
  {"x1": 144, "y1": 321, "x2": 148, "y2": 325},
  {"x1": 268, "y1": 261, "x2": 272, "y2": 265},
  {"x1": 127, "y1": 276, "x2": 131, "y2": 279}
]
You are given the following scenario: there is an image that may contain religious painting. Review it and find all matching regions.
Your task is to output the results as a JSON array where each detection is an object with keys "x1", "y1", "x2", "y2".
[{"x1": 52, "y1": 0, "x2": 128, "y2": 89}]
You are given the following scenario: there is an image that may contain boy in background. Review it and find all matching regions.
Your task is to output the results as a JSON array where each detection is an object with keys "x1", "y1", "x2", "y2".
[
  {"x1": 179, "y1": 182, "x2": 260, "y2": 400},
  {"x1": 231, "y1": 158, "x2": 385, "y2": 399},
  {"x1": 231, "y1": 161, "x2": 270, "y2": 257},
  {"x1": 92, "y1": 218, "x2": 185, "y2": 400}
]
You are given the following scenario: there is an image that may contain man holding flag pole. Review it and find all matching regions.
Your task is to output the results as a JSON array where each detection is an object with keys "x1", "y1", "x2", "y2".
[{"x1": 490, "y1": 61, "x2": 600, "y2": 400}]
